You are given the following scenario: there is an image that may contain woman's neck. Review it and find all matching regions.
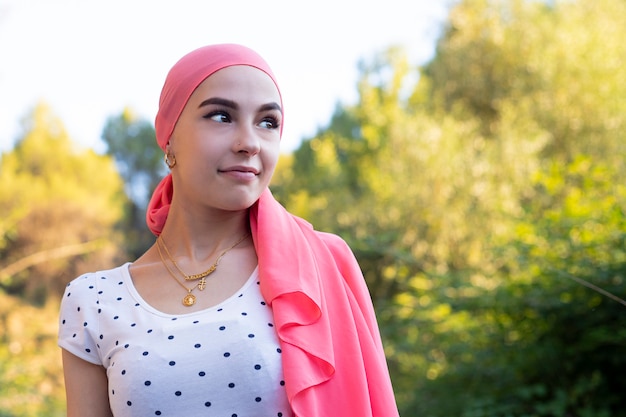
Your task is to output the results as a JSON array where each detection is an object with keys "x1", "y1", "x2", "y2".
[{"x1": 157, "y1": 206, "x2": 251, "y2": 263}]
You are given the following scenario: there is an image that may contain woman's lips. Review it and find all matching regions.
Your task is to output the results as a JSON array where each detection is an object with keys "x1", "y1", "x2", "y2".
[{"x1": 219, "y1": 165, "x2": 259, "y2": 181}]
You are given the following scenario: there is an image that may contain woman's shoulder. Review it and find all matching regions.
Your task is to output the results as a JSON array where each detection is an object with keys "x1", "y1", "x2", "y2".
[{"x1": 63, "y1": 263, "x2": 131, "y2": 296}]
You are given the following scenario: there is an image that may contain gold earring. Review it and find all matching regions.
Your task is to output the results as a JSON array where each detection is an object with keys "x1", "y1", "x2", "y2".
[{"x1": 164, "y1": 153, "x2": 176, "y2": 169}]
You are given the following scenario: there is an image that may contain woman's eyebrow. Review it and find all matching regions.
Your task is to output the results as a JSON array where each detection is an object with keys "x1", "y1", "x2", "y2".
[
  {"x1": 259, "y1": 102, "x2": 282, "y2": 114},
  {"x1": 198, "y1": 97, "x2": 282, "y2": 114},
  {"x1": 198, "y1": 97, "x2": 237, "y2": 109}
]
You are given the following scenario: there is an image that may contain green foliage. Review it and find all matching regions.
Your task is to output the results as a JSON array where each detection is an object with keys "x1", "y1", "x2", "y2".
[
  {"x1": 101, "y1": 108, "x2": 165, "y2": 208},
  {"x1": 101, "y1": 109, "x2": 164, "y2": 257},
  {"x1": 450, "y1": 158, "x2": 626, "y2": 417},
  {"x1": 0, "y1": 102, "x2": 130, "y2": 415},
  {"x1": 0, "y1": 103, "x2": 129, "y2": 303},
  {"x1": 274, "y1": 0, "x2": 626, "y2": 415},
  {"x1": 425, "y1": 0, "x2": 626, "y2": 163},
  {"x1": 0, "y1": 294, "x2": 65, "y2": 417}
]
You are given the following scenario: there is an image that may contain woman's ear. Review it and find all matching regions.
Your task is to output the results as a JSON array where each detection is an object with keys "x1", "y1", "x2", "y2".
[{"x1": 164, "y1": 142, "x2": 177, "y2": 169}]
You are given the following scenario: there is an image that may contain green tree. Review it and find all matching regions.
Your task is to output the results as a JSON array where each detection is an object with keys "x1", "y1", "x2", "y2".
[
  {"x1": 274, "y1": 0, "x2": 626, "y2": 415},
  {"x1": 101, "y1": 108, "x2": 164, "y2": 257},
  {"x1": 0, "y1": 103, "x2": 129, "y2": 303},
  {"x1": 0, "y1": 102, "x2": 130, "y2": 416},
  {"x1": 101, "y1": 108, "x2": 164, "y2": 208},
  {"x1": 424, "y1": 0, "x2": 626, "y2": 164},
  {"x1": 485, "y1": 158, "x2": 626, "y2": 416},
  {"x1": 0, "y1": 292, "x2": 65, "y2": 417}
]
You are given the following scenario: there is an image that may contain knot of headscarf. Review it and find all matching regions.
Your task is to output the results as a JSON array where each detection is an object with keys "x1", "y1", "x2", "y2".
[{"x1": 146, "y1": 43, "x2": 283, "y2": 236}]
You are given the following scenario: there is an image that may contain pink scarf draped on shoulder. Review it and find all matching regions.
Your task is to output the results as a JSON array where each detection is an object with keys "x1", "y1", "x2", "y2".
[
  {"x1": 146, "y1": 44, "x2": 399, "y2": 416},
  {"x1": 251, "y1": 189, "x2": 399, "y2": 416}
]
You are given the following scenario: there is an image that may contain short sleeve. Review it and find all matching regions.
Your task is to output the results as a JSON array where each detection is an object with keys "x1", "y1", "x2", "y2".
[{"x1": 58, "y1": 273, "x2": 103, "y2": 365}]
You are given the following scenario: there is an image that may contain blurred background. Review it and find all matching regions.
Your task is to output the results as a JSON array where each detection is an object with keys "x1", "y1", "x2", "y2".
[{"x1": 1, "y1": 0, "x2": 626, "y2": 416}]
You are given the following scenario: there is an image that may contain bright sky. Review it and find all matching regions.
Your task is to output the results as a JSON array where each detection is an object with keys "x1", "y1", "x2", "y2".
[{"x1": 0, "y1": 0, "x2": 450, "y2": 154}]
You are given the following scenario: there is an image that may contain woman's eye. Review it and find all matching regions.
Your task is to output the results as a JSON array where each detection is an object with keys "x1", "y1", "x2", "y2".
[
  {"x1": 259, "y1": 117, "x2": 279, "y2": 129},
  {"x1": 204, "y1": 111, "x2": 230, "y2": 123}
]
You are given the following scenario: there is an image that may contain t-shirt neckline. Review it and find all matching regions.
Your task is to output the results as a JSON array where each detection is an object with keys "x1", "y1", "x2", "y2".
[{"x1": 119, "y1": 262, "x2": 259, "y2": 318}]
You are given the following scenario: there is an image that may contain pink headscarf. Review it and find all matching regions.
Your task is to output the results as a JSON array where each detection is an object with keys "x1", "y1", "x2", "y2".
[{"x1": 146, "y1": 44, "x2": 283, "y2": 235}]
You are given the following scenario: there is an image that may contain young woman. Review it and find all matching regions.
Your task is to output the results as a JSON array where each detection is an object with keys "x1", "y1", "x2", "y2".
[{"x1": 59, "y1": 43, "x2": 399, "y2": 417}]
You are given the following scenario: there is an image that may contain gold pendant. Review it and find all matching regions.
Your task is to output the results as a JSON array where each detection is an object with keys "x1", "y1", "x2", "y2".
[
  {"x1": 198, "y1": 277, "x2": 207, "y2": 291},
  {"x1": 183, "y1": 293, "x2": 196, "y2": 306}
]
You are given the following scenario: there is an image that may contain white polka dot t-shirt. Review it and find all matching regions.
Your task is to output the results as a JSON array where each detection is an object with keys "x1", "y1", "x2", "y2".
[{"x1": 58, "y1": 263, "x2": 292, "y2": 417}]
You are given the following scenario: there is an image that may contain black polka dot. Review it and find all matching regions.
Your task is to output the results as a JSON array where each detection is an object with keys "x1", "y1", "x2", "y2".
[
  {"x1": 223, "y1": 352, "x2": 230, "y2": 357},
  {"x1": 126, "y1": 401, "x2": 132, "y2": 406},
  {"x1": 255, "y1": 397, "x2": 262, "y2": 402},
  {"x1": 155, "y1": 411, "x2": 161, "y2": 415},
  {"x1": 219, "y1": 325, "x2": 226, "y2": 330},
  {"x1": 144, "y1": 381, "x2": 151, "y2": 386},
  {"x1": 175, "y1": 391, "x2": 182, "y2": 396},
  {"x1": 168, "y1": 335, "x2": 174, "y2": 340},
  {"x1": 169, "y1": 361, "x2": 176, "y2": 366},
  {"x1": 248, "y1": 333, "x2": 255, "y2": 338},
  {"x1": 194, "y1": 343, "x2": 201, "y2": 348},
  {"x1": 205, "y1": 401, "x2": 211, "y2": 407},
  {"x1": 199, "y1": 371, "x2": 206, "y2": 377},
  {"x1": 254, "y1": 364, "x2": 261, "y2": 370},
  {"x1": 142, "y1": 351, "x2": 149, "y2": 356},
  {"x1": 228, "y1": 382, "x2": 235, "y2": 388}
]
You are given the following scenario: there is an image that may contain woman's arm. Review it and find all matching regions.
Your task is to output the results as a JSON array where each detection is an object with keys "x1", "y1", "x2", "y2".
[{"x1": 62, "y1": 349, "x2": 113, "y2": 417}]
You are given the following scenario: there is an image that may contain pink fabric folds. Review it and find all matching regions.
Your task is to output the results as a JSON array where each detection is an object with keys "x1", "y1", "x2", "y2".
[
  {"x1": 251, "y1": 189, "x2": 400, "y2": 417},
  {"x1": 146, "y1": 44, "x2": 283, "y2": 236}
]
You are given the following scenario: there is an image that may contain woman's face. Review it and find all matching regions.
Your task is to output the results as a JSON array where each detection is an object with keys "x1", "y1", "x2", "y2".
[{"x1": 168, "y1": 65, "x2": 282, "y2": 212}]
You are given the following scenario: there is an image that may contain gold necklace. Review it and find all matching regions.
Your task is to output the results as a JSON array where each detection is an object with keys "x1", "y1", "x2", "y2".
[
  {"x1": 156, "y1": 240, "x2": 201, "y2": 306},
  {"x1": 158, "y1": 233, "x2": 249, "y2": 281}
]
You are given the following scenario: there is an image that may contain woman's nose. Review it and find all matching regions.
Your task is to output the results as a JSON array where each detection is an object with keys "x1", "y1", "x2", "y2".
[{"x1": 233, "y1": 123, "x2": 261, "y2": 155}]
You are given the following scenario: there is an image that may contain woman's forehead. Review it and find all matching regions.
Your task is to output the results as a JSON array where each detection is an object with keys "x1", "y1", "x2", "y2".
[{"x1": 189, "y1": 65, "x2": 282, "y2": 106}]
